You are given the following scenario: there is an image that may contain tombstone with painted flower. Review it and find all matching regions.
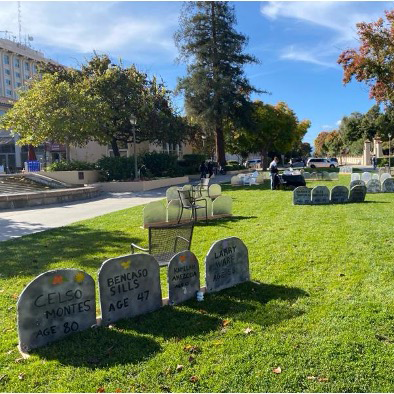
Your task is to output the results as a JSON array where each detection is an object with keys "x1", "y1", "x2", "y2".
[
  {"x1": 167, "y1": 251, "x2": 200, "y2": 305},
  {"x1": 17, "y1": 269, "x2": 96, "y2": 352}
]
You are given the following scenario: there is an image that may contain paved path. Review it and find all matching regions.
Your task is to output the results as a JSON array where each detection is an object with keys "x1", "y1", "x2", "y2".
[{"x1": 0, "y1": 174, "x2": 233, "y2": 242}]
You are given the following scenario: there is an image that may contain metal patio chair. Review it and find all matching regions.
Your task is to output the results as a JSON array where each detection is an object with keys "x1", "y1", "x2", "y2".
[{"x1": 178, "y1": 189, "x2": 208, "y2": 223}]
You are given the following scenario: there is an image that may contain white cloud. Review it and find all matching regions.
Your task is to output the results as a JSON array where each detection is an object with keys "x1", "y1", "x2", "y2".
[
  {"x1": 261, "y1": 1, "x2": 390, "y2": 67},
  {"x1": 280, "y1": 45, "x2": 337, "y2": 68},
  {"x1": 0, "y1": 2, "x2": 179, "y2": 63},
  {"x1": 336, "y1": 119, "x2": 342, "y2": 127}
]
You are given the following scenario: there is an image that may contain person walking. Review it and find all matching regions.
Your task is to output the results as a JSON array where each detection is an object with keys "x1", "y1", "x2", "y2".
[
  {"x1": 207, "y1": 161, "x2": 214, "y2": 178},
  {"x1": 199, "y1": 161, "x2": 208, "y2": 179},
  {"x1": 372, "y1": 155, "x2": 377, "y2": 170},
  {"x1": 269, "y1": 157, "x2": 280, "y2": 190}
]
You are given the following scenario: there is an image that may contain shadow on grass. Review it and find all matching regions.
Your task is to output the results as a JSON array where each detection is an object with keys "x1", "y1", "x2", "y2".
[
  {"x1": 194, "y1": 215, "x2": 258, "y2": 228},
  {"x1": 32, "y1": 325, "x2": 161, "y2": 369},
  {"x1": 221, "y1": 184, "x2": 270, "y2": 192},
  {"x1": 187, "y1": 281, "x2": 308, "y2": 327},
  {"x1": 117, "y1": 307, "x2": 223, "y2": 339},
  {"x1": 0, "y1": 224, "x2": 142, "y2": 278}
]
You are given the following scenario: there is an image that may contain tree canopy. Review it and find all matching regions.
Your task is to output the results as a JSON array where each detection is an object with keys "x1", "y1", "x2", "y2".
[{"x1": 175, "y1": 1, "x2": 262, "y2": 165}]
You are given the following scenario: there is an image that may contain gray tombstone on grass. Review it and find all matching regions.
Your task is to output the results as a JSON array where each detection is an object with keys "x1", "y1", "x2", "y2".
[
  {"x1": 380, "y1": 173, "x2": 392, "y2": 184},
  {"x1": 349, "y1": 185, "x2": 367, "y2": 203},
  {"x1": 166, "y1": 186, "x2": 179, "y2": 202},
  {"x1": 167, "y1": 199, "x2": 192, "y2": 223},
  {"x1": 167, "y1": 251, "x2": 200, "y2": 305},
  {"x1": 303, "y1": 172, "x2": 311, "y2": 180},
  {"x1": 293, "y1": 186, "x2": 311, "y2": 205},
  {"x1": 322, "y1": 171, "x2": 330, "y2": 180},
  {"x1": 205, "y1": 237, "x2": 249, "y2": 293},
  {"x1": 361, "y1": 172, "x2": 372, "y2": 183},
  {"x1": 366, "y1": 179, "x2": 381, "y2": 193},
  {"x1": 372, "y1": 173, "x2": 380, "y2": 181},
  {"x1": 310, "y1": 172, "x2": 318, "y2": 180},
  {"x1": 17, "y1": 269, "x2": 96, "y2": 352},
  {"x1": 231, "y1": 176, "x2": 242, "y2": 186},
  {"x1": 349, "y1": 180, "x2": 365, "y2": 190},
  {"x1": 209, "y1": 184, "x2": 221, "y2": 199},
  {"x1": 330, "y1": 186, "x2": 349, "y2": 203},
  {"x1": 382, "y1": 177, "x2": 394, "y2": 192},
  {"x1": 351, "y1": 173, "x2": 361, "y2": 182},
  {"x1": 311, "y1": 186, "x2": 330, "y2": 204},
  {"x1": 212, "y1": 195, "x2": 232, "y2": 216},
  {"x1": 329, "y1": 172, "x2": 338, "y2": 181},
  {"x1": 98, "y1": 254, "x2": 162, "y2": 326}
]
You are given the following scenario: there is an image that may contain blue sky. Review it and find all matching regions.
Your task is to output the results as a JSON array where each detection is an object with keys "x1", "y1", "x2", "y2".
[{"x1": 1, "y1": 1, "x2": 392, "y2": 145}]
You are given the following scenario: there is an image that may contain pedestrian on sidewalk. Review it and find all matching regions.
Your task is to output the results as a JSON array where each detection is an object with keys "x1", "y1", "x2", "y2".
[{"x1": 199, "y1": 161, "x2": 208, "y2": 179}]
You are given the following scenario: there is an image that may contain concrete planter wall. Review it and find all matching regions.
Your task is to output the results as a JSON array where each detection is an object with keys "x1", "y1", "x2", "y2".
[
  {"x1": 39, "y1": 170, "x2": 100, "y2": 185},
  {"x1": 93, "y1": 176, "x2": 189, "y2": 192}
]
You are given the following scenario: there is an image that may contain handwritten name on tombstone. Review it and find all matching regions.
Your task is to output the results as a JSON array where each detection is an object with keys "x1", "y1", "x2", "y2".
[
  {"x1": 17, "y1": 269, "x2": 96, "y2": 352},
  {"x1": 311, "y1": 186, "x2": 330, "y2": 205},
  {"x1": 349, "y1": 185, "x2": 367, "y2": 203},
  {"x1": 168, "y1": 251, "x2": 200, "y2": 305},
  {"x1": 330, "y1": 186, "x2": 349, "y2": 203},
  {"x1": 382, "y1": 178, "x2": 394, "y2": 193},
  {"x1": 293, "y1": 186, "x2": 311, "y2": 205},
  {"x1": 205, "y1": 237, "x2": 249, "y2": 293},
  {"x1": 98, "y1": 254, "x2": 162, "y2": 325},
  {"x1": 349, "y1": 180, "x2": 365, "y2": 190},
  {"x1": 366, "y1": 179, "x2": 381, "y2": 193}
]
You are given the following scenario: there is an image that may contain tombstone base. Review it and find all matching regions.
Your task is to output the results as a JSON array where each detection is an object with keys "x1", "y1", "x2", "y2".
[
  {"x1": 142, "y1": 214, "x2": 232, "y2": 228},
  {"x1": 17, "y1": 344, "x2": 31, "y2": 358}
]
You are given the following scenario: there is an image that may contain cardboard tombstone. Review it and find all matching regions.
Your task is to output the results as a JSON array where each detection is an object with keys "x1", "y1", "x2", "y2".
[
  {"x1": 330, "y1": 186, "x2": 349, "y2": 204},
  {"x1": 349, "y1": 185, "x2": 367, "y2": 202},
  {"x1": 17, "y1": 269, "x2": 96, "y2": 352},
  {"x1": 366, "y1": 179, "x2": 381, "y2": 193},
  {"x1": 361, "y1": 172, "x2": 372, "y2": 183},
  {"x1": 382, "y1": 178, "x2": 394, "y2": 192},
  {"x1": 212, "y1": 195, "x2": 232, "y2": 216},
  {"x1": 98, "y1": 254, "x2": 162, "y2": 325},
  {"x1": 166, "y1": 186, "x2": 180, "y2": 202},
  {"x1": 205, "y1": 237, "x2": 249, "y2": 293},
  {"x1": 349, "y1": 180, "x2": 365, "y2": 190},
  {"x1": 311, "y1": 186, "x2": 330, "y2": 205},
  {"x1": 293, "y1": 186, "x2": 312, "y2": 205},
  {"x1": 167, "y1": 251, "x2": 200, "y2": 305},
  {"x1": 351, "y1": 173, "x2": 361, "y2": 182}
]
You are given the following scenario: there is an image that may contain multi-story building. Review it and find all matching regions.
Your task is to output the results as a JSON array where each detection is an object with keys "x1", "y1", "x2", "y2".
[{"x1": 0, "y1": 37, "x2": 50, "y2": 171}]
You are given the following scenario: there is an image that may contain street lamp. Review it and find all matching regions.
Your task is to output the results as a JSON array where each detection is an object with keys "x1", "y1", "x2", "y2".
[
  {"x1": 201, "y1": 134, "x2": 206, "y2": 148},
  {"x1": 130, "y1": 115, "x2": 138, "y2": 181},
  {"x1": 389, "y1": 133, "x2": 392, "y2": 174}
]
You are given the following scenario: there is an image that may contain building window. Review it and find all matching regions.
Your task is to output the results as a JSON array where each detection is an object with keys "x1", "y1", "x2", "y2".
[
  {"x1": 4, "y1": 54, "x2": 9, "y2": 65},
  {"x1": 32, "y1": 64, "x2": 37, "y2": 73},
  {"x1": 6, "y1": 89, "x2": 12, "y2": 96},
  {"x1": 24, "y1": 62, "x2": 30, "y2": 71},
  {"x1": 14, "y1": 58, "x2": 20, "y2": 68},
  {"x1": 5, "y1": 69, "x2": 10, "y2": 75},
  {"x1": 15, "y1": 72, "x2": 20, "y2": 79},
  {"x1": 24, "y1": 74, "x2": 30, "y2": 80},
  {"x1": 15, "y1": 82, "x2": 21, "y2": 88},
  {"x1": 5, "y1": 79, "x2": 11, "y2": 86}
]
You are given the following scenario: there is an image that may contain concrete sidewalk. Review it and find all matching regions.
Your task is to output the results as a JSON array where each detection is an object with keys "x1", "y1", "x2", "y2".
[{"x1": 0, "y1": 174, "x2": 233, "y2": 242}]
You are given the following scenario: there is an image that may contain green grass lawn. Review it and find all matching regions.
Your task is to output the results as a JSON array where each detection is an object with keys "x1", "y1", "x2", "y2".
[{"x1": 2, "y1": 174, "x2": 394, "y2": 392}]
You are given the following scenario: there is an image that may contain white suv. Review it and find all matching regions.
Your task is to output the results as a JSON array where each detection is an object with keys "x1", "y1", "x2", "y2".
[{"x1": 307, "y1": 158, "x2": 338, "y2": 168}]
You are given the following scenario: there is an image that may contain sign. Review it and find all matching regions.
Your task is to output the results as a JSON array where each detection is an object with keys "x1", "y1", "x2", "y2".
[
  {"x1": 293, "y1": 186, "x2": 311, "y2": 205},
  {"x1": 311, "y1": 186, "x2": 330, "y2": 205},
  {"x1": 330, "y1": 186, "x2": 349, "y2": 203},
  {"x1": 17, "y1": 269, "x2": 96, "y2": 352}
]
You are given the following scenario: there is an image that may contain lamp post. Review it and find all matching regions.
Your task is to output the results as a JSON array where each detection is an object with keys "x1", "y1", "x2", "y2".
[
  {"x1": 130, "y1": 115, "x2": 138, "y2": 181},
  {"x1": 201, "y1": 134, "x2": 206, "y2": 149},
  {"x1": 389, "y1": 133, "x2": 392, "y2": 174}
]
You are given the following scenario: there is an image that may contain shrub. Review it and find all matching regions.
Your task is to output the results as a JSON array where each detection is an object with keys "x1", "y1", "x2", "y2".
[
  {"x1": 225, "y1": 164, "x2": 246, "y2": 171},
  {"x1": 96, "y1": 156, "x2": 135, "y2": 181},
  {"x1": 46, "y1": 160, "x2": 96, "y2": 171},
  {"x1": 377, "y1": 157, "x2": 394, "y2": 167},
  {"x1": 140, "y1": 152, "x2": 184, "y2": 178},
  {"x1": 178, "y1": 154, "x2": 206, "y2": 174}
]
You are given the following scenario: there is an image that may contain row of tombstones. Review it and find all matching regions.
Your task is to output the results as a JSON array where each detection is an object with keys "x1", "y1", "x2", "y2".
[
  {"x1": 143, "y1": 184, "x2": 232, "y2": 227},
  {"x1": 303, "y1": 172, "x2": 338, "y2": 181},
  {"x1": 350, "y1": 177, "x2": 394, "y2": 193},
  {"x1": 351, "y1": 171, "x2": 392, "y2": 185},
  {"x1": 17, "y1": 237, "x2": 249, "y2": 353},
  {"x1": 293, "y1": 185, "x2": 366, "y2": 205}
]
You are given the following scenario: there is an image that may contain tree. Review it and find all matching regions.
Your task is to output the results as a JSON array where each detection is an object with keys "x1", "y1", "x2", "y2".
[
  {"x1": 338, "y1": 10, "x2": 394, "y2": 105},
  {"x1": 0, "y1": 74, "x2": 106, "y2": 149},
  {"x1": 175, "y1": 1, "x2": 262, "y2": 166},
  {"x1": 338, "y1": 112, "x2": 364, "y2": 144},
  {"x1": 17, "y1": 54, "x2": 189, "y2": 156}
]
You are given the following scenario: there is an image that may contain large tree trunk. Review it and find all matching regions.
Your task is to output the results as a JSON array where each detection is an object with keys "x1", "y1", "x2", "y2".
[
  {"x1": 111, "y1": 138, "x2": 120, "y2": 157},
  {"x1": 215, "y1": 125, "x2": 226, "y2": 167}
]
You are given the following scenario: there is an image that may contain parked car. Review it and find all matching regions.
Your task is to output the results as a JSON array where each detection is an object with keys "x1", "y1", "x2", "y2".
[
  {"x1": 329, "y1": 157, "x2": 338, "y2": 165},
  {"x1": 245, "y1": 159, "x2": 261, "y2": 168},
  {"x1": 289, "y1": 158, "x2": 305, "y2": 167},
  {"x1": 306, "y1": 158, "x2": 338, "y2": 168}
]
